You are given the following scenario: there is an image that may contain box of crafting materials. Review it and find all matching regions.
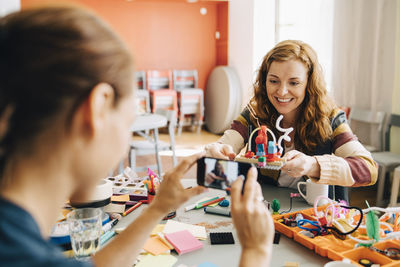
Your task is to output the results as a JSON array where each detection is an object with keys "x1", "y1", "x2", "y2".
[{"x1": 273, "y1": 199, "x2": 400, "y2": 267}]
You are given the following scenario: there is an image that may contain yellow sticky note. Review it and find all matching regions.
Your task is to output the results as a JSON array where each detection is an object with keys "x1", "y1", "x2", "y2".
[
  {"x1": 111, "y1": 194, "x2": 130, "y2": 202},
  {"x1": 143, "y1": 237, "x2": 171, "y2": 256},
  {"x1": 150, "y1": 224, "x2": 165, "y2": 236},
  {"x1": 135, "y1": 254, "x2": 177, "y2": 267}
]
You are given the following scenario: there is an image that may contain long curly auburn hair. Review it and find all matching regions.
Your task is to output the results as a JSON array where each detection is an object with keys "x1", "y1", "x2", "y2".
[{"x1": 250, "y1": 40, "x2": 336, "y2": 154}]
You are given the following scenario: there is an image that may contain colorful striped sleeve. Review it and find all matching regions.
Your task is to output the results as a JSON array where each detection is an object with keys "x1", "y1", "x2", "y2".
[{"x1": 312, "y1": 112, "x2": 378, "y2": 187}]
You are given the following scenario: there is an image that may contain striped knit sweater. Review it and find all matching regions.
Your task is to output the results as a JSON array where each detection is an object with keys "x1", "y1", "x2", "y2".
[{"x1": 216, "y1": 107, "x2": 378, "y2": 187}]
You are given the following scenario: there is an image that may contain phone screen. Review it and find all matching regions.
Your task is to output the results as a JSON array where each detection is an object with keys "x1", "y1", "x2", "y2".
[{"x1": 197, "y1": 157, "x2": 253, "y2": 190}]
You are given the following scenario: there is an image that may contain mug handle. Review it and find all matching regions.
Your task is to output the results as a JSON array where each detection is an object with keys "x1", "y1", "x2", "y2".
[{"x1": 297, "y1": 181, "x2": 307, "y2": 200}]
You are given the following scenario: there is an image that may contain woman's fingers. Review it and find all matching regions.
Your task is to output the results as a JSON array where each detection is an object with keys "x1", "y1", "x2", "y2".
[
  {"x1": 184, "y1": 186, "x2": 207, "y2": 199},
  {"x1": 205, "y1": 143, "x2": 235, "y2": 160},
  {"x1": 243, "y1": 167, "x2": 258, "y2": 204},
  {"x1": 221, "y1": 144, "x2": 236, "y2": 160},
  {"x1": 230, "y1": 175, "x2": 244, "y2": 209}
]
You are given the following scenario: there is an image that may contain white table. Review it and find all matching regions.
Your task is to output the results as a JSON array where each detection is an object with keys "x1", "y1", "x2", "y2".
[
  {"x1": 125, "y1": 113, "x2": 168, "y2": 175},
  {"x1": 117, "y1": 180, "x2": 328, "y2": 267}
]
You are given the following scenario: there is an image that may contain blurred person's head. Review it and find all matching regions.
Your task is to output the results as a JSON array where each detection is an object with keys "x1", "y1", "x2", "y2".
[{"x1": 0, "y1": 6, "x2": 135, "y2": 200}]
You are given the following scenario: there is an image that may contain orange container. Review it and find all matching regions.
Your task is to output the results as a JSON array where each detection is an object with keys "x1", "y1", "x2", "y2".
[{"x1": 273, "y1": 205, "x2": 400, "y2": 266}]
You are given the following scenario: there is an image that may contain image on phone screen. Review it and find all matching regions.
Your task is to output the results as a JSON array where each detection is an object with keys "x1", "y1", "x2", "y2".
[{"x1": 197, "y1": 157, "x2": 252, "y2": 190}]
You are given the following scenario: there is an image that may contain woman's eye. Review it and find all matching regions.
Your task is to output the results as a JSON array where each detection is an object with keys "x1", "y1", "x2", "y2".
[
  {"x1": 269, "y1": 80, "x2": 278, "y2": 84},
  {"x1": 290, "y1": 81, "x2": 299, "y2": 86}
]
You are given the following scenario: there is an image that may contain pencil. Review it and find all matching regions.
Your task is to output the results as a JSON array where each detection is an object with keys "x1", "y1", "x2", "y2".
[
  {"x1": 122, "y1": 201, "x2": 142, "y2": 217},
  {"x1": 195, "y1": 197, "x2": 225, "y2": 209}
]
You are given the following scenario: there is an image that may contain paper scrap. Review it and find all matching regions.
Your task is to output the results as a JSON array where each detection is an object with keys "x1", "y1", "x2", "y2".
[
  {"x1": 143, "y1": 236, "x2": 171, "y2": 256},
  {"x1": 135, "y1": 254, "x2": 177, "y2": 267},
  {"x1": 104, "y1": 203, "x2": 126, "y2": 213},
  {"x1": 111, "y1": 194, "x2": 130, "y2": 202},
  {"x1": 163, "y1": 220, "x2": 207, "y2": 240}
]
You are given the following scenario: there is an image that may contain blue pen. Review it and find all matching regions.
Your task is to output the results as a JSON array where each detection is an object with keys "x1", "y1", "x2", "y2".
[{"x1": 100, "y1": 230, "x2": 116, "y2": 246}]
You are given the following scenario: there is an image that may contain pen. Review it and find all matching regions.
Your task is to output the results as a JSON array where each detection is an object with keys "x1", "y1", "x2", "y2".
[
  {"x1": 184, "y1": 196, "x2": 221, "y2": 212},
  {"x1": 102, "y1": 219, "x2": 119, "y2": 233},
  {"x1": 122, "y1": 201, "x2": 142, "y2": 216},
  {"x1": 204, "y1": 206, "x2": 231, "y2": 217},
  {"x1": 195, "y1": 197, "x2": 225, "y2": 209},
  {"x1": 100, "y1": 230, "x2": 116, "y2": 246}
]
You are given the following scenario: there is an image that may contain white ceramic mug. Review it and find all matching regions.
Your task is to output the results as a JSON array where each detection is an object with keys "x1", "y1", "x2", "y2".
[{"x1": 297, "y1": 179, "x2": 329, "y2": 206}]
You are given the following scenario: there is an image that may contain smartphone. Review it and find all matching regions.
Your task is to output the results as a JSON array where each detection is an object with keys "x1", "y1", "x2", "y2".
[{"x1": 197, "y1": 157, "x2": 253, "y2": 190}]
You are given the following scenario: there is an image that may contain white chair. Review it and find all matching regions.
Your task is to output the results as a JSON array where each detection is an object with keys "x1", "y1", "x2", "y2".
[
  {"x1": 173, "y1": 70, "x2": 204, "y2": 135},
  {"x1": 129, "y1": 110, "x2": 177, "y2": 175},
  {"x1": 373, "y1": 114, "x2": 400, "y2": 206},
  {"x1": 348, "y1": 108, "x2": 386, "y2": 152},
  {"x1": 135, "y1": 71, "x2": 151, "y2": 114}
]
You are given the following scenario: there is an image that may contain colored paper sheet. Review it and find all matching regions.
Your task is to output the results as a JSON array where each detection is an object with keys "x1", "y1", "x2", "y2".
[
  {"x1": 163, "y1": 220, "x2": 207, "y2": 240},
  {"x1": 143, "y1": 236, "x2": 171, "y2": 256},
  {"x1": 104, "y1": 203, "x2": 126, "y2": 213},
  {"x1": 150, "y1": 224, "x2": 165, "y2": 236},
  {"x1": 164, "y1": 230, "x2": 203, "y2": 255},
  {"x1": 111, "y1": 194, "x2": 130, "y2": 202},
  {"x1": 135, "y1": 254, "x2": 177, "y2": 267},
  {"x1": 157, "y1": 233, "x2": 174, "y2": 250}
]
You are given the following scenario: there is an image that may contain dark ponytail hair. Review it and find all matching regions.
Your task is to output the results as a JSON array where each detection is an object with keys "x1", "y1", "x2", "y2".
[{"x1": 0, "y1": 6, "x2": 134, "y2": 183}]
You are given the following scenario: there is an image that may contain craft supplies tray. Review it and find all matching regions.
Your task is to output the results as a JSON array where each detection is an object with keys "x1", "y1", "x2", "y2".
[
  {"x1": 273, "y1": 206, "x2": 400, "y2": 267},
  {"x1": 106, "y1": 176, "x2": 147, "y2": 201}
]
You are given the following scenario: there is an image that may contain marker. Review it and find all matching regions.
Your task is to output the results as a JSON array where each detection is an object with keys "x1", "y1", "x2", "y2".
[
  {"x1": 102, "y1": 219, "x2": 119, "y2": 233},
  {"x1": 100, "y1": 230, "x2": 116, "y2": 246},
  {"x1": 195, "y1": 197, "x2": 225, "y2": 209},
  {"x1": 122, "y1": 201, "x2": 142, "y2": 216},
  {"x1": 184, "y1": 196, "x2": 221, "y2": 212},
  {"x1": 204, "y1": 206, "x2": 231, "y2": 217}
]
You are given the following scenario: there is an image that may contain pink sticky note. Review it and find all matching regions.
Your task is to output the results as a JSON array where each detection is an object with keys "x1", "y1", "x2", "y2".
[{"x1": 164, "y1": 230, "x2": 203, "y2": 255}]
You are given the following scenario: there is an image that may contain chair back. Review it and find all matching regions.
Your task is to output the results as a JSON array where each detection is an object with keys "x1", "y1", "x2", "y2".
[
  {"x1": 348, "y1": 108, "x2": 386, "y2": 151},
  {"x1": 173, "y1": 70, "x2": 198, "y2": 89},
  {"x1": 136, "y1": 71, "x2": 146, "y2": 89},
  {"x1": 146, "y1": 70, "x2": 173, "y2": 90},
  {"x1": 384, "y1": 113, "x2": 400, "y2": 151}
]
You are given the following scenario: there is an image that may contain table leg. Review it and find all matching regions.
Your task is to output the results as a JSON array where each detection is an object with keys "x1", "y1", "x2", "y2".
[
  {"x1": 376, "y1": 165, "x2": 387, "y2": 207},
  {"x1": 153, "y1": 127, "x2": 162, "y2": 175},
  {"x1": 390, "y1": 167, "x2": 400, "y2": 207}
]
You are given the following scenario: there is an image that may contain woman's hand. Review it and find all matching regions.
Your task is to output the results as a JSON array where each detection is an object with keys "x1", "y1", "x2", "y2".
[
  {"x1": 281, "y1": 150, "x2": 320, "y2": 178},
  {"x1": 205, "y1": 143, "x2": 236, "y2": 160},
  {"x1": 150, "y1": 153, "x2": 207, "y2": 214},
  {"x1": 231, "y1": 167, "x2": 274, "y2": 266}
]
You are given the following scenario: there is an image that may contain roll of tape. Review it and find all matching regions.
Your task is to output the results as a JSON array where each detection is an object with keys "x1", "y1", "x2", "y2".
[{"x1": 90, "y1": 179, "x2": 113, "y2": 202}]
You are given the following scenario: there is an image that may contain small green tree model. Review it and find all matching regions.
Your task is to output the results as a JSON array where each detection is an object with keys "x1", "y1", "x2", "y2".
[{"x1": 271, "y1": 198, "x2": 280, "y2": 215}]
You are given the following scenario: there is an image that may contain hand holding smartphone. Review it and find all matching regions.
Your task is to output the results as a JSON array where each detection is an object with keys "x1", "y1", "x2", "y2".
[{"x1": 197, "y1": 157, "x2": 254, "y2": 190}]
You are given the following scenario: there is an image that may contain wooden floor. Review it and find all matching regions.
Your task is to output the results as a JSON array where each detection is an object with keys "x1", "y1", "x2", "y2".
[{"x1": 133, "y1": 128, "x2": 380, "y2": 208}]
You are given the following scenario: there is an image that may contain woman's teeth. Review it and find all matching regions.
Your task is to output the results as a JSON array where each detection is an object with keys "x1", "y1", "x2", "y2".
[{"x1": 277, "y1": 98, "x2": 292, "y2": 103}]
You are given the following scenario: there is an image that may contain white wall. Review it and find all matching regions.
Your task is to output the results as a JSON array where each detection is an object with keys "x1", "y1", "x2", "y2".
[
  {"x1": 228, "y1": 0, "x2": 275, "y2": 109},
  {"x1": 0, "y1": 0, "x2": 20, "y2": 17}
]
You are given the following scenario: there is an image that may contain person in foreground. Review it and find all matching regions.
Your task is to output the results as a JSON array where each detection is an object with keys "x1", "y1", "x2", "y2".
[
  {"x1": 205, "y1": 40, "x2": 378, "y2": 198},
  {"x1": 0, "y1": 6, "x2": 273, "y2": 267}
]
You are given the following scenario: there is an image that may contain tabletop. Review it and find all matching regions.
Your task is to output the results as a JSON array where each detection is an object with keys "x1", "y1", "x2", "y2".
[
  {"x1": 131, "y1": 113, "x2": 167, "y2": 132},
  {"x1": 116, "y1": 179, "x2": 329, "y2": 267}
]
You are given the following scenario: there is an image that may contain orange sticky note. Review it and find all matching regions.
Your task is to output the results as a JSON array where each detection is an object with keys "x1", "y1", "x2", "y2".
[
  {"x1": 143, "y1": 236, "x2": 171, "y2": 256},
  {"x1": 111, "y1": 194, "x2": 130, "y2": 202}
]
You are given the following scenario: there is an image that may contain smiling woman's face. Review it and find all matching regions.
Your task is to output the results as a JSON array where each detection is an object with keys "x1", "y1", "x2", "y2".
[{"x1": 266, "y1": 59, "x2": 308, "y2": 121}]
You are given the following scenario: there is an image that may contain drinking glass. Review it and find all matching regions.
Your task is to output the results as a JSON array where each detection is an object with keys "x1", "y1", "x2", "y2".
[{"x1": 67, "y1": 208, "x2": 102, "y2": 260}]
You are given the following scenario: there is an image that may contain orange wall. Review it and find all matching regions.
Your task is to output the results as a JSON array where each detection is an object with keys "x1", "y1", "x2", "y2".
[{"x1": 21, "y1": 0, "x2": 222, "y2": 90}]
